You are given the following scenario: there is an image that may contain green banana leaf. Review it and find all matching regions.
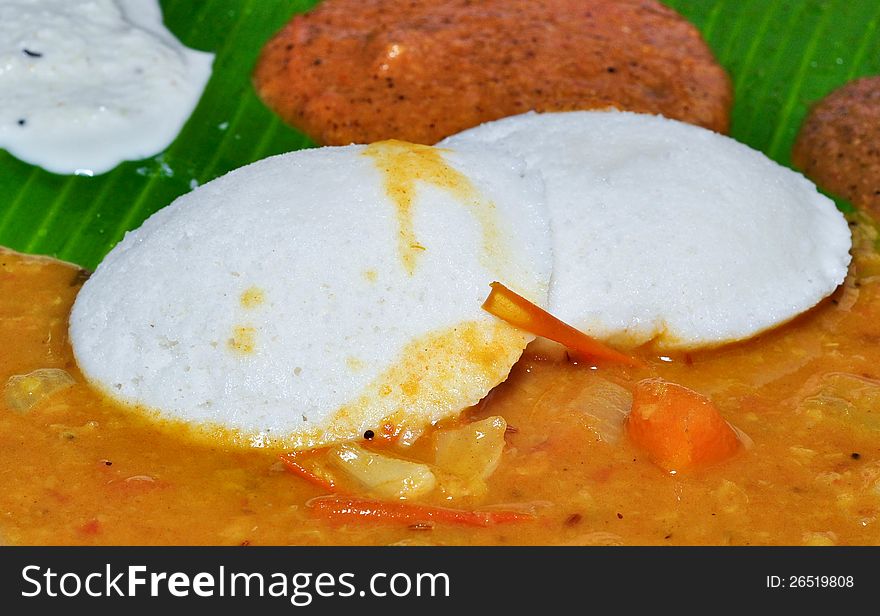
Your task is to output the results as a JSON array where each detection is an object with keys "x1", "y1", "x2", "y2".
[{"x1": 1, "y1": 0, "x2": 878, "y2": 271}]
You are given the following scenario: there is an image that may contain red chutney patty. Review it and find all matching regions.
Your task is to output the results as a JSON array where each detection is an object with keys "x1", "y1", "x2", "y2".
[
  {"x1": 253, "y1": 0, "x2": 732, "y2": 145},
  {"x1": 793, "y1": 76, "x2": 880, "y2": 215}
]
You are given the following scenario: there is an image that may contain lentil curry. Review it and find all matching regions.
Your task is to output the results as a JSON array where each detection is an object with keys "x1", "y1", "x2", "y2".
[{"x1": 1, "y1": 212, "x2": 878, "y2": 546}]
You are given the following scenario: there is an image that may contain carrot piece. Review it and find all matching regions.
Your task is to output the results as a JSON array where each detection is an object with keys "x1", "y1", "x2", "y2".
[
  {"x1": 626, "y1": 378, "x2": 743, "y2": 473},
  {"x1": 306, "y1": 495, "x2": 535, "y2": 527},
  {"x1": 279, "y1": 452, "x2": 337, "y2": 492},
  {"x1": 481, "y1": 281, "x2": 642, "y2": 367}
]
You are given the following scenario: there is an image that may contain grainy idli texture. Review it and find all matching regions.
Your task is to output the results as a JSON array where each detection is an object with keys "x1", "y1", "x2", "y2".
[
  {"x1": 443, "y1": 110, "x2": 852, "y2": 349},
  {"x1": 69, "y1": 141, "x2": 552, "y2": 449}
]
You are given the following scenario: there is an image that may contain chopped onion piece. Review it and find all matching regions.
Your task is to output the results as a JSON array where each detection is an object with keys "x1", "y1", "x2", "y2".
[
  {"x1": 327, "y1": 443, "x2": 436, "y2": 500},
  {"x1": 798, "y1": 372, "x2": 880, "y2": 431},
  {"x1": 434, "y1": 416, "x2": 507, "y2": 496},
  {"x1": 531, "y1": 374, "x2": 633, "y2": 444},
  {"x1": 566, "y1": 378, "x2": 633, "y2": 444},
  {"x1": 525, "y1": 338, "x2": 569, "y2": 362},
  {"x1": 4, "y1": 368, "x2": 75, "y2": 412}
]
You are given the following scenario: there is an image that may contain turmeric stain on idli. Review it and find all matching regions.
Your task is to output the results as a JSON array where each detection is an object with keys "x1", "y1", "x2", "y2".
[
  {"x1": 278, "y1": 320, "x2": 528, "y2": 451},
  {"x1": 230, "y1": 292, "x2": 264, "y2": 355},
  {"x1": 346, "y1": 356, "x2": 365, "y2": 371},
  {"x1": 228, "y1": 326, "x2": 257, "y2": 354},
  {"x1": 239, "y1": 287, "x2": 265, "y2": 308},
  {"x1": 363, "y1": 140, "x2": 505, "y2": 276}
]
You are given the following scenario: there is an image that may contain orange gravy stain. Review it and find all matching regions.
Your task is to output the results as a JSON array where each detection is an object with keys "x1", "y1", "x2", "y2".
[
  {"x1": 227, "y1": 326, "x2": 256, "y2": 354},
  {"x1": 3, "y1": 216, "x2": 880, "y2": 545},
  {"x1": 362, "y1": 140, "x2": 503, "y2": 276},
  {"x1": 274, "y1": 319, "x2": 528, "y2": 451},
  {"x1": 239, "y1": 287, "x2": 265, "y2": 309}
]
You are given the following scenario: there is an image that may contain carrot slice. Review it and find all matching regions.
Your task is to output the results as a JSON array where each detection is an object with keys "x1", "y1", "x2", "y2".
[
  {"x1": 279, "y1": 452, "x2": 337, "y2": 492},
  {"x1": 306, "y1": 495, "x2": 535, "y2": 527},
  {"x1": 626, "y1": 378, "x2": 743, "y2": 473},
  {"x1": 482, "y1": 281, "x2": 642, "y2": 367}
]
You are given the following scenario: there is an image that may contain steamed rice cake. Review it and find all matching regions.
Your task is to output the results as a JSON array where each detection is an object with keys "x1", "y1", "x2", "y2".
[
  {"x1": 69, "y1": 141, "x2": 552, "y2": 449},
  {"x1": 443, "y1": 110, "x2": 852, "y2": 349}
]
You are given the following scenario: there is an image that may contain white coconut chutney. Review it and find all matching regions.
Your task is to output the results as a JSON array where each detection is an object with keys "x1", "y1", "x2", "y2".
[
  {"x1": 0, "y1": 0, "x2": 213, "y2": 175},
  {"x1": 442, "y1": 110, "x2": 852, "y2": 349},
  {"x1": 69, "y1": 141, "x2": 553, "y2": 449}
]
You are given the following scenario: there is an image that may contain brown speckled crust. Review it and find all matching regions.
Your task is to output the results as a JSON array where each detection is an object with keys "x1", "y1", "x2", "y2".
[
  {"x1": 793, "y1": 76, "x2": 880, "y2": 214},
  {"x1": 252, "y1": 0, "x2": 732, "y2": 145}
]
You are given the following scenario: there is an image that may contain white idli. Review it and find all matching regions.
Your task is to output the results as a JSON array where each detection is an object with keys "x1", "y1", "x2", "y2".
[
  {"x1": 442, "y1": 110, "x2": 852, "y2": 349},
  {"x1": 69, "y1": 141, "x2": 552, "y2": 449}
]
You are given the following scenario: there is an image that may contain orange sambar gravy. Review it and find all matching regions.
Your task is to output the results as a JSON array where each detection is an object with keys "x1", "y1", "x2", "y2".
[{"x1": 2, "y1": 217, "x2": 880, "y2": 546}]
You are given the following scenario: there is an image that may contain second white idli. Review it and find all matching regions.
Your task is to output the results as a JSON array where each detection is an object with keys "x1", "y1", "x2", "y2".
[
  {"x1": 442, "y1": 110, "x2": 852, "y2": 349},
  {"x1": 69, "y1": 141, "x2": 552, "y2": 449}
]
